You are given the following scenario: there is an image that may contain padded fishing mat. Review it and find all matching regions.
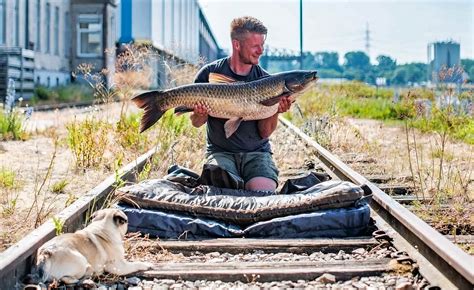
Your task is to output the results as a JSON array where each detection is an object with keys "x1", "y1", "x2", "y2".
[{"x1": 117, "y1": 164, "x2": 372, "y2": 238}]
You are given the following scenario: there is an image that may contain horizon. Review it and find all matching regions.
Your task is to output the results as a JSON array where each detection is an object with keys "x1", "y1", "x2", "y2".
[{"x1": 198, "y1": 0, "x2": 473, "y2": 65}]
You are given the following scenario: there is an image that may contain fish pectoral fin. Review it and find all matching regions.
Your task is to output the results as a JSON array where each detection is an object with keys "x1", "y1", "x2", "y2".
[
  {"x1": 209, "y1": 73, "x2": 237, "y2": 84},
  {"x1": 224, "y1": 117, "x2": 243, "y2": 138},
  {"x1": 174, "y1": 106, "x2": 193, "y2": 116},
  {"x1": 259, "y1": 95, "x2": 284, "y2": 106}
]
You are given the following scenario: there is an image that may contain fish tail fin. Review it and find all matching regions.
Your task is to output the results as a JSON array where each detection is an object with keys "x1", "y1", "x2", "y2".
[{"x1": 132, "y1": 91, "x2": 167, "y2": 133}]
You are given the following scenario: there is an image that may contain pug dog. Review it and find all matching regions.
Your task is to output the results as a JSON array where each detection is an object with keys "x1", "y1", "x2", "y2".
[{"x1": 36, "y1": 208, "x2": 153, "y2": 284}]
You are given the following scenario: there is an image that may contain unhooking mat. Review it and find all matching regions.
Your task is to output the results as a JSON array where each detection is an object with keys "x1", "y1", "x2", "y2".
[{"x1": 117, "y1": 164, "x2": 372, "y2": 238}]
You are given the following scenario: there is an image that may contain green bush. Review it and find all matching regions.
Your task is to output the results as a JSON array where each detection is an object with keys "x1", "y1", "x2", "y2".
[
  {"x1": 66, "y1": 117, "x2": 111, "y2": 168},
  {"x1": 0, "y1": 168, "x2": 17, "y2": 189},
  {"x1": 33, "y1": 85, "x2": 93, "y2": 103},
  {"x1": 336, "y1": 97, "x2": 399, "y2": 120},
  {"x1": 115, "y1": 112, "x2": 149, "y2": 151},
  {"x1": 0, "y1": 109, "x2": 28, "y2": 140},
  {"x1": 33, "y1": 86, "x2": 56, "y2": 100},
  {"x1": 333, "y1": 81, "x2": 394, "y2": 99},
  {"x1": 56, "y1": 85, "x2": 94, "y2": 102},
  {"x1": 399, "y1": 88, "x2": 435, "y2": 101}
]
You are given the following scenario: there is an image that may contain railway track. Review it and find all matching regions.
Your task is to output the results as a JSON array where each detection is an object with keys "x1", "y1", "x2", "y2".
[{"x1": 0, "y1": 117, "x2": 472, "y2": 290}]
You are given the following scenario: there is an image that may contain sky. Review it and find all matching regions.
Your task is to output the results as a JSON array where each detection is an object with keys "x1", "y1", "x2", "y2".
[{"x1": 198, "y1": 0, "x2": 473, "y2": 64}]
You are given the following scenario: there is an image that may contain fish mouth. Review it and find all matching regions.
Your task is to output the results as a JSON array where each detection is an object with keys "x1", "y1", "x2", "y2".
[
  {"x1": 298, "y1": 71, "x2": 318, "y2": 87},
  {"x1": 284, "y1": 70, "x2": 318, "y2": 93},
  {"x1": 305, "y1": 71, "x2": 318, "y2": 81}
]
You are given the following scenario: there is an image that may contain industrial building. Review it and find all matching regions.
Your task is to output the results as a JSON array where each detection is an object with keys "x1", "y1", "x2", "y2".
[
  {"x1": 427, "y1": 41, "x2": 461, "y2": 83},
  {"x1": 0, "y1": 0, "x2": 222, "y2": 100}
]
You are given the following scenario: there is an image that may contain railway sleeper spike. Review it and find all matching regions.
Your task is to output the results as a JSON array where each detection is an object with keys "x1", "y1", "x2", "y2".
[
  {"x1": 23, "y1": 285, "x2": 43, "y2": 290},
  {"x1": 396, "y1": 255, "x2": 416, "y2": 265},
  {"x1": 372, "y1": 230, "x2": 393, "y2": 242}
]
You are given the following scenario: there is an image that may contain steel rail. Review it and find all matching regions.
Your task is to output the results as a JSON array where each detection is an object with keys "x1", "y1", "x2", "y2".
[
  {"x1": 1, "y1": 117, "x2": 472, "y2": 289},
  {"x1": 279, "y1": 117, "x2": 474, "y2": 290},
  {"x1": 0, "y1": 147, "x2": 157, "y2": 290}
]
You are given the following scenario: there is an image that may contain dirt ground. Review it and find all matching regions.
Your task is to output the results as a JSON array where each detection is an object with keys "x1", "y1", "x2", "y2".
[{"x1": 0, "y1": 105, "x2": 472, "y2": 252}]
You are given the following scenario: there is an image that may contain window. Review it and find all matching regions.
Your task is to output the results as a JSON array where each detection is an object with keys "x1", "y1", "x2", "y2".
[
  {"x1": 0, "y1": 0, "x2": 5, "y2": 44},
  {"x1": 24, "y1": 0, "x2": 30, "y2": 48},
  {"x1": 77, "y1": 14, "x2": 102, "y2": 57},
  {"x1": 36, "y1": 0, "x2": 41, "y2": 51},
  {"x1": 54, "y1": 6, "x2": 59, "y2": 55},
  {"x1": 14, "y1": 0, "x2": 19, "y2": 46},
  {"x1": 46, "y1": 2, "x2": 50, "y2": 53},
  {"x1": 64, "y1": 11, "x2": 70, "y2": 56}
]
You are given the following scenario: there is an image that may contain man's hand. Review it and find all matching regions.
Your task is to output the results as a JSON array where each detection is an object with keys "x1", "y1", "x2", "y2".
[
  {"x1": 277, "y1": 95, "x2": 293, "y2": 113},
  {"x1": 258, "y1": 94, "x2": 294, "y2": 138},
  {"x1": 190, "y1": 103, "x2": 208, "y2": 128}
]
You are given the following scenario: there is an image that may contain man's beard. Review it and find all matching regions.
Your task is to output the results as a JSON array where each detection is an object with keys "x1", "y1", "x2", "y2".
[{"x1": 239, "y1": 51, "x2": 259, "y2": 65}]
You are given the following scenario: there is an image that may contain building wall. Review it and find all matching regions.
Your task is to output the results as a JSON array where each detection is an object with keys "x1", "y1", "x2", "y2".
[
  {"x1": 34, "y1": 0, "x2": 71, "y2": 86},
  {"x1": 0, "y1": 0, "x2": 71, "y2": 87},
  {"x1": 71, "y1": 0, "x2": 117, "y2": 86},
  {"x1": 0, "y1": 0, "x2": 116, "y2": 93},
  {"x1": 1, "y1": 0, "x2": 219, "y2": 97},
  {"x1": 118, "y1": 0, "x2": 219, "y2": 64},
  {"x1": 198, "y1": 9, "x2": 220, "y2": 62}
]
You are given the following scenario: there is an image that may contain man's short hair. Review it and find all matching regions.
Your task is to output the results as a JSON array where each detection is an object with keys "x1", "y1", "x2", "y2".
[{"x1": 230, "y1": 16, "x2": 267, "y2": 41}]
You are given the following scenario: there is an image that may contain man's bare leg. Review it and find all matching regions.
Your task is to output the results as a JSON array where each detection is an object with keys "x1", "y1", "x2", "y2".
[{"x1": 245, "y1": 177, "x2": 277, "y2": 191}]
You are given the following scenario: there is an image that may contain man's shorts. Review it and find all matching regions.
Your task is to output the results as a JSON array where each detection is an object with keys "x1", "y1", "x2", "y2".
[{"x1": 205, "y1": 152, "x2": 279, "y2": 185}]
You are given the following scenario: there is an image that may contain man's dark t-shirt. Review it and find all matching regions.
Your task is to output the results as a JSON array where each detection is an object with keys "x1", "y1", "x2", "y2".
[{"x1": 194, "y1": 57, "x2": 271, "y2": 154}]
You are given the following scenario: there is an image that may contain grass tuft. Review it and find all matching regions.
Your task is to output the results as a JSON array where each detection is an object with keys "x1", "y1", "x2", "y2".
[{"x1": 66, "y1": 117, "x2": 111, "y2": 169}]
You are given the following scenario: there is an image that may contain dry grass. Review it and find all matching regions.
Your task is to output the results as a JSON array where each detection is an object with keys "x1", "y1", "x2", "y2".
[
  {"x1": 124, "y1": 232, "x2": 183, "y2": 263},
  {"x1": 0, "y1": 44, "x2": 205, "y2": 252}
]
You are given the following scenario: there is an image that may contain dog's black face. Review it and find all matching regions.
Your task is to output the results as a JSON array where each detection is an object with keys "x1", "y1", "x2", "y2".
[
  {"x1": 90, "y1": 209, "x2": 129, "y2": 236},
  {"x1": 113, "y1": 212, "x2": 128, "y2": 226}
]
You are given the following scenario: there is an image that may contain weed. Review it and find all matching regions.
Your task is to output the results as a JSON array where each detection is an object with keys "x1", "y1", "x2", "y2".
[
  {"x1": 138, "y1": 162, "x2": 152, "y2": 182},
  {"x1": 64, "y1": 192, "x2": 78, "y2": 207},
  {"x1": 52, "y1": 216, "x2": 64, "y2": 235},
  {"x1": 113, "y1": 159, "x2": 127, "y2": 189},
  {"x1": 0, "y1": 168, "x2": 20, "y2": 217},
  {"x1": 26, "y1": 138, "x2": 61, "y2": 227},
  {"x1": 0, "y1": 79, "x2": 30, "y2": 141},
  {"x1": 0, "y1": 168, "x2": 17, "y2": 189},
  {"x1": 51, "y1": 179, "x2": 69, "y2": 194},
  {"x1": 115, "y1": 112, "x2": 149, "y2": 152},
  {"x1": 66, "y1": 116, "x2": 111, "y2": 169},
  {"x1": 1, "y1": 198, "x2": 17, "y2": 217}
]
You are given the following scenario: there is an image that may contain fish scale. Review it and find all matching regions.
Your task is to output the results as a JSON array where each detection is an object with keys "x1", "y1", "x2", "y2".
[{"x1": 132, "y1": 70, "x2": 318, "y2": 138}]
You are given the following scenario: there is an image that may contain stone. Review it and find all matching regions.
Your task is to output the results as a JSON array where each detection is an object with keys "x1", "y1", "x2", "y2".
[
  {"x1": 352, "y1": 248, "x2": 366, "y2": 255},
  {"x1": 315, "y1": 273, "x2": 336, "y2": 284},
  {"x1": 395, "y1": 282, "x2": 413, "y2": 290}
]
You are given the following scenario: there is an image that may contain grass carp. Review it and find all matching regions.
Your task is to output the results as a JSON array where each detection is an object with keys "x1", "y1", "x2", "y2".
[{"x1": 132, "y1": 70, "x2": 318, "y2": 138}]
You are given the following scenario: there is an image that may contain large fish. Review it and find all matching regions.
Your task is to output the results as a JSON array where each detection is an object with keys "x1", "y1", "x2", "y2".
[{"x1": 132, "y1": 70, "x2": 318, "y2": 138}]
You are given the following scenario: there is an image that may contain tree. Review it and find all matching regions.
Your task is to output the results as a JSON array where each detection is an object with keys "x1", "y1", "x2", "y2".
[
  {"x1": 314, "y1": 52, "x2": 341, "y2": 72},
  {"x1": 391, "y1": 67, "x2": 408, "y2": 85},
  {"x1": 343, "y1": 51, "x2": 371, "y2": 71},
  {"x1": 461, "y1": 59, "x2": 474, "y2": 81},
  {"x1": 405, "y1": 63, "x2": 427, "y2": 83},
  {"x1": 376, "y1": 55, "x2": 396, "y2": 76}
]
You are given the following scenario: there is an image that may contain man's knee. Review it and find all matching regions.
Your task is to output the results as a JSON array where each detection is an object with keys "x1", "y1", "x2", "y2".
[{"x1": 245, "y1": 177, "x2": 277, "y2": 191}]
